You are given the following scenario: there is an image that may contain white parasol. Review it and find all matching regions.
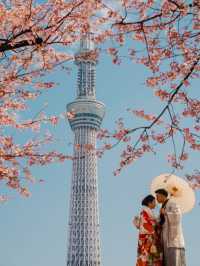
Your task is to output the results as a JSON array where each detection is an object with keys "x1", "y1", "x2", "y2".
[{"x1": 150, "y1": 173, "x2": 195, "y2": 213}]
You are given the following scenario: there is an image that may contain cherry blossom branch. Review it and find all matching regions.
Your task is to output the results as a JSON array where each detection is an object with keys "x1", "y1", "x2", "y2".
[
  {"x1": 0, "y1": 36, "x2": 43, "y2": 52},
  {"x1": 0, "y1": 0, "x2": 85, "y2": 53},
  {"x1": 107, "y1": 54, "x2": 200, "y2": 155}
]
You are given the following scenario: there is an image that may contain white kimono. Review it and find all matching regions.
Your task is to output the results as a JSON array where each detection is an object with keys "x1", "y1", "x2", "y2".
[{"x1": 162, "y1": 199, "x2": 186, "y2": 266}]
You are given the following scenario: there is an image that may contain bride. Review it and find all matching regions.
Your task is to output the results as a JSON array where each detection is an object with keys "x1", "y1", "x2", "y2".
[{"x1": 133, "y1": 195, "x2": 163, "y2": 266}]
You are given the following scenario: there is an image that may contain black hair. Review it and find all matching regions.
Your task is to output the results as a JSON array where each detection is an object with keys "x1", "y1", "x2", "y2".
[
  {"x1": 141, "y1": 194, "x2": 155, "y2": 207},
  {"x1": 155, "y1": 188, "x2": 168, "y2": 197}
]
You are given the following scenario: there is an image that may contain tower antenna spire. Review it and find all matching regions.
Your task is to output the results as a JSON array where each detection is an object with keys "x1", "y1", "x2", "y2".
[
  {"x1": 75, "y1": 32, "x2": 97, "y2": 100},
  {"x1": 80, "y1": 32, "x2": 94, "y2": 52}
]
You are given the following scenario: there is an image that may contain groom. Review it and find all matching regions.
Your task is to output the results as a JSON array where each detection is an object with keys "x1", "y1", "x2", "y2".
[{"x1": 155, "y1": 188, "x2": 186, "y2": 266}]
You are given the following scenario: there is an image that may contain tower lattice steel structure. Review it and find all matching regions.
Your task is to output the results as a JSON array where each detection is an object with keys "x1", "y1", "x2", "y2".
[{"x1": 66, "y1": 35, "x2": 105, "y2": 266}]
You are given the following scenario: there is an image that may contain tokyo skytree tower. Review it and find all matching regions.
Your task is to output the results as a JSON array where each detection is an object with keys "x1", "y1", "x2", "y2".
[{"x1": 66, "y1": 34, "x2": 105, "y2": 266}]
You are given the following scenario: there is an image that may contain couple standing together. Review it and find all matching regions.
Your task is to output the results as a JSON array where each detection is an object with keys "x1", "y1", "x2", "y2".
[{"x1": 134, "y1": 188, "x2": 186, "y2": 266}]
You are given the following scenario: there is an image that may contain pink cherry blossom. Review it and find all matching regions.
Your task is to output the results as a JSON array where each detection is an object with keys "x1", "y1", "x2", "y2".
[{"x1": 1, "y1": 0, "x2": 200, "y2": 198}]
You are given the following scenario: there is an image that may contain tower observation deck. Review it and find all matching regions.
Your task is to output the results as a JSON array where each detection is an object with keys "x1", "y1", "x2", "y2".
[{"x1": 66, "y1": 34, "x2": 105, "y2": 266}]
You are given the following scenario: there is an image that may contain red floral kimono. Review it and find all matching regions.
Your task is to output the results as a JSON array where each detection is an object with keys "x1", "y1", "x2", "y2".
[{"x1": 135, "y1": 207, "x2": 163, "y2": 266}]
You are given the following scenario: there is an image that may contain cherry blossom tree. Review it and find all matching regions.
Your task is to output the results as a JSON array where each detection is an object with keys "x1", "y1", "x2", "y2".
[
  {"x1": 97, "y1": 0, "x2": 200, "y2": 190},
  {"x1": 1, "y1": 0, "x2": 200, "y2": 200},
  {"x1": 0, "y1": 0, "x2": 112, "y2": 200}
]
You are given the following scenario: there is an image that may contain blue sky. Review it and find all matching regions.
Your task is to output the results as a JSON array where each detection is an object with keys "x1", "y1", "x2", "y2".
[{"x1": 0, "y1": 45, "x2": 200, "y2": 266}]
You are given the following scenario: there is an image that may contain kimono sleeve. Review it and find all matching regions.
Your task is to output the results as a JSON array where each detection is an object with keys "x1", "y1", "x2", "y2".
[{"x1": 139, "y1": 210, "x2": 155, "y2": 234}]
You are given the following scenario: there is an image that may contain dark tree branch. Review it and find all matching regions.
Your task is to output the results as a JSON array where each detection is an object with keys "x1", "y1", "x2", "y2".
[
  {"x1": 110, "y1": 54, "x2": 200, "y2": 151},
  {"x1": 0, "y1": 36, "x2": 43, "y2": 52}
]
